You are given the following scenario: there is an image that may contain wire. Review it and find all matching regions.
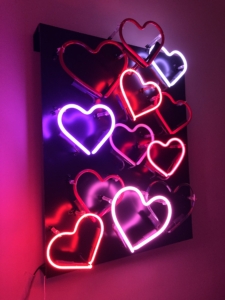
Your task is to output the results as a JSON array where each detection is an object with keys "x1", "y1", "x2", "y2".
[{"x1": 23, "y1": 263, "x2": 45, "y2": 300}]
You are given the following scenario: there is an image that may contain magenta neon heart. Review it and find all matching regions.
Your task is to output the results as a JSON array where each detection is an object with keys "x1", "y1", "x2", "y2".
[
  {"x1": 111, "y1": 186, "x2": 172, "y2": 253},
  {"x1": 110, "y1": 123, "x2": 154, "y2": 166}
]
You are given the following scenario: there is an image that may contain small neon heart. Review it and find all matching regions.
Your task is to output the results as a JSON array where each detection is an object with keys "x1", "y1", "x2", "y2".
[
  {"x1": 59, "y1": 40, "x2": 128, "y2": 98},
  {"x1": 46, "y1": 213, "x2": 104, "y2": 270},
  {"x1": 57, "y1": 104, "x2": 115, "y2": 155},
  {"x1": 73, "y1": 169, "x2": 125, "y2": 217},
  {"x1": 120, "y1": 69, "x2": 162, "y2": 121},
  {"x1": 147, "y1": 138, "x2": 185, "y2": 178},
  {"x1": 111, "y1": 186, "x2": 172, "y2": 253},
  {"x1": 155, "y1": 92, "x2": 192, "y2": 134},
  {"x1": 110, "y1": 123, "x2": 154, "y2": 166},
  {"x1": 147, "y1": 181, "x2": 196, "y2": 233},
  {"x1": 149, "y1": 46, "x2": 187, "y2": 87},
  {"x1": 119, "y1": 18, "x2": 164, "y2": 68}
]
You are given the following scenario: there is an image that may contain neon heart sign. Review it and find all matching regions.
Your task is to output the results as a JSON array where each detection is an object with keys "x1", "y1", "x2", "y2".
[
  {"x1": 110, "y1": 123, "x2": 154, "y2": 166},
  {"x1": 120, "y1": 69, "x2": 162, "y2": 121},
  {"x1": 155, "y1": 92, "x2": 192, "y2": 134},
  {"x1": 119, "y1": 18, "x2": 165, "y2": 68},
  {"x1": 149, "y1": 46, "x2": 187, "y2": 87},
  {"x1": 111, "y1": 186, "x2": 172, "y2": 253},
  {"x1": 147, "y1": 181, "x2": 196, "y2": 233},
  {"x1": 46, "y1": 213, "x2": 104, "y2": 270},
  {"x1": 58, "y1": 40, "x2": 128, "y2": 98},
  {"x1": 57, "y1": 104, "x2": 115, "y2": 155},
  {"x1": 147, "y1": 138, "x2": 185, "y2": 178},
  {"x1": 73, "y1": 169, "x2": 125, "y2": 217}
]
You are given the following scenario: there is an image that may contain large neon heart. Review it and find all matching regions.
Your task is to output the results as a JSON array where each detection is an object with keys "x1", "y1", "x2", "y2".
[
  {"x1": 59, "y1": 40, "x2": 128, "y2": 98},
  {"x1": 46, "y1": 213, "x2": 104, "y2": 270},
  {"x1": 57, "y1": 104, "x2": 115, "y2": 155},
  {"x1": 111, "y1": 186, "x2": 172, "y2": 253},
  {"x1": 110, "y1": 123, "x2": 154, "y2": 166},
  {"x1": 119, "y1": 18, "x2": 164, "y2": 68},
  {"x1": 149, "y1": 46, "x2": 187, "y2": 87},
  {"x1": 73, "y1": 169, "x2": 125, "y2": 217},
  {"x1": 120, "y1": 69, "x2": 162, "y2": 121},
  {"x1": 155, "y1": 92, "x2": 192, "y2": 134},
  {"x1": 147, "y1": 138, "x2": 185, "y2": 178}
]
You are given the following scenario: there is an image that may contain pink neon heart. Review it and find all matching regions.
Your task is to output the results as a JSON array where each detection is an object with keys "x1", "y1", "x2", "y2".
[
  {"x1": 120, "y1": 69, "x2": 162, "y2": 121},
  {"x1": 109, "y1": 123, "x2": 154, "y2": 166},
  {"x1": 46, "y1": 213, "x2": 104, "y2": 270},
  {"x1": 147, "y1": 138, "x2": 185, "y2": 178},
  {"x1": 111, "y1": 186, "x2": 172, "y2": 253}
]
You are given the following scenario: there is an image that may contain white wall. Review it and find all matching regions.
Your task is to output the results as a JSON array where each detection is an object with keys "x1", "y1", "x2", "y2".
[{"x1": 0, "y1": 0, "x2": 225, "y2": 299}]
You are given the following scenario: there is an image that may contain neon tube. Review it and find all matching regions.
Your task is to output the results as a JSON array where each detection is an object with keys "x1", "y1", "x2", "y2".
[
  {"x1": 46, "y1": 213, "x2": 104, "y2": 270},
  {"x1": 73, "y1": 169, "x2": 125, "y2": 217},
  {"x1": 120, "y1": 69, "x2": 162, "y2": 121},
  {"x1": 111, "y1": 186, "x2": 172, "y2": 253},
  {"x1": 155, "y1": 92, "x2": 192, "y2": 134},
  {"x1": 149, "y1": 46, "x2": 187, "y2": 87},
  {"x1": 119, "y1": 18, "x2": 165, "y2": 68},
  {"x1": 58, "y1": 39, "x2": 128, "y2": 98},
  {"x1": 57, "y1": 104, "x2": 115, "y2": 155},
  {"x1": 110, "y1": 123, "x2": 154, "y2": 166},
  {"x1": 147, "y1": 138, "x2": 185, "y2": 178}
]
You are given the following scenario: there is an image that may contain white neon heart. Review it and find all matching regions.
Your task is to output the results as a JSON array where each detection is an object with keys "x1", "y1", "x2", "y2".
[
  {"x1": 57, "y1": 104, "x2": 115, "y2": 155},
  {"x1": 111, "y1": 186, "x2": 172, "y2": 253},
  {"x1": 110, "y1": 123, "x2": 154, "y2": 166},
  {"x1": 149, "y1": 46, "x2": 187, "y2": 87}
]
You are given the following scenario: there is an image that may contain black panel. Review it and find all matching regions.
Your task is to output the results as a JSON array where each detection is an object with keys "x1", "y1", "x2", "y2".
[{"x1": 35, "y1": 23, "x2": 193, "y2": 277}]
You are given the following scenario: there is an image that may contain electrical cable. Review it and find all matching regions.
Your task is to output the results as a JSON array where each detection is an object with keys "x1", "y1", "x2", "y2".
[{"x1": 23, "y1": 263, "x2": 45, "y2": 300}]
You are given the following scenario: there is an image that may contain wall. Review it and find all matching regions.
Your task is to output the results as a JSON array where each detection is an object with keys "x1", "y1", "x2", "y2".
[{"x1": 0, "y1": 0, "x2": 225, "y2": 299}]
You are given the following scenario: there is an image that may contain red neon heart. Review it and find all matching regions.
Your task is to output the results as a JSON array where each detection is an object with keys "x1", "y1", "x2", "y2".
[
  {"x1": 147, "y1": 138, "x2": 185, "y2": 178},
  {"x1": 46, "y1": 213, "x2": 104, "y2": 270},
  {"x1": 73, "y1": 169, "x2": 125, "y2": 217},
  {"x1": 120, "y1": 69, "x2": 162, "y2": 121},
  {"x1": 59, "y1": 40, "x2": 128, "y2": 98},
  {"x1": 119, "y1": 18, "x2": 165, "y2": 68},
  {"x1": 155, "y1": 92, "x2": 192, "y2": 134},
  {"x1": 147, "y1": 181, "x2": 196, "y2": 233}
]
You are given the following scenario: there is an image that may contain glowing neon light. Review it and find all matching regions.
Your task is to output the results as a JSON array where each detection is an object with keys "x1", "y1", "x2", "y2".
[
  {"x1": 120, "y1": 69, "x2": 162, "y2": 121},
  {"x1": 155, "y1": 92, "x2": 192, "y2": 134},
  {"x1": 58, "y1": 40, "x2": 128, "y2": 98},
  {"x1": 149, "y1": 46, "x2": 187, "y2": 87},
  {"x1": 73, "y1": 169, "x2": 125, "y2": 217},
  {"x1": 46, "y1": 213, "x2": 104, "y2": 270},
  {"x1": 147, "y1": 138, "x2": 185, "y2": 178},
  {"x1": 119, "y1": 18, "x2": 165, "y2": 68},
  {"x1": 111, "y1": 186, "x2": 172, "y2": 253},
  {"x1": 110, "y1": 123, "x2": 154, "y2": 166},
  {"x1": 57, "y1": 104, "x2": 115, "y2": 155}
]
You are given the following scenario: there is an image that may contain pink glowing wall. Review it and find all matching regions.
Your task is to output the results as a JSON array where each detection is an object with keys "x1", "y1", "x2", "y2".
[{"x1": 0, "y1": 0, "x2": 225, "y2": 299}]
